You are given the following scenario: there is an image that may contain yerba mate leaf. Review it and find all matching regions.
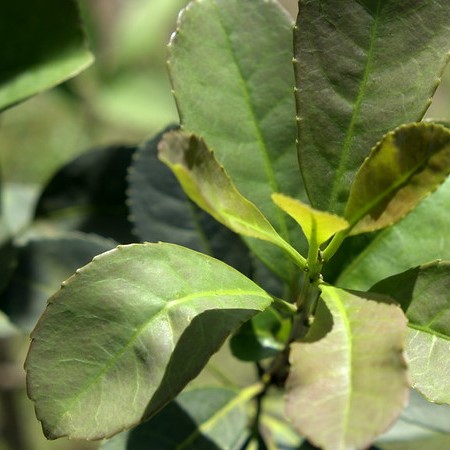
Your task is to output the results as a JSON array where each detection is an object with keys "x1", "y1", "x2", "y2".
[
  {"x1": 345, "y1": 123, "x2": 450, "y2": 234},
  {"x1": 25, "y1": 243, "x2": 272, "y2": 440},
  {"x1": 272, "y1": 193, "x2": 349, "y2": 246},
  {"x1": 128, "y1": 127, "x2": 252, "y2": 276},
  {"x1": 294, "y1": 0, "x2": 450, "y2": 214},
  {"x1": 168, "y1": 0, "x2": 306, "y2": 281},
  {"x1": 158, "y1": 131, "x2": 306, "y2": 271},
  {"x1": 0, "y1": 0, "x2": 93, "y2": 111},
  {"x1": 100, "y1": 386, "x2": 253, "y2": 450},
  {"x1": 337, "y1": 177, "x2": 450, "y2": 290},
  {"x1": 286, "y1": 286, "x2": 408, "y2": 450},
  {"x1": 371, "y1": 261, "x2": 450, "y2": 403}
]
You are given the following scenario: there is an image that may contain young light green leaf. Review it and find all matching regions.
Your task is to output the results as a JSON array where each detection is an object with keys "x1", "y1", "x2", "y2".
[
  {"x1": 294, "y1": 0, "x2": 450, "y2": 215},
  {"x1": 25, "y1": 243, "x2": 272, "y2": 440},
  {"x1": 0, "y1": 0, "x2": 93, "y2": 111},
  {"x1": 158, "y1": 130, "x2": 307, "y2": 270},
  {"x1": 272, "y1": 193, "x2": 349, "y2": 246},
  {"x1": 168, "y1": 0, "x2": 306, "y2": 280},
  {"x1": 100, "y1": 386, "x2": 255, "y2": 450},
  {"x1": 345, "y1": 123, "x2": 450, "y2": 234},
  {"x1": 371, "y1": 261, "x2": 450, "y2": 403},
  {"x1": 286, "y1": 286, "x2": 408, "y2": 450},
  {"x1": 337, "y1": 177, "x2": 450, "y2": 290}
]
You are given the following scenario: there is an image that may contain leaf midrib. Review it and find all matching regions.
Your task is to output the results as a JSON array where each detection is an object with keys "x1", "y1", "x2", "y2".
[
  {"x1": 328, "y1": 2, "x2": 382, "y2": 211},
  {"x1": 51, "y1": 287, "x2": 267, "y2": 431},
  {"x1": 211, "y1": 2, "x2": 291, "y2": 243}
]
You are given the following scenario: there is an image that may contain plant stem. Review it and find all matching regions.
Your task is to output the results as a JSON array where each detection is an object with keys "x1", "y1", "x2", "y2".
[{"x1": 321, "y1": 229, "x2": 348, "y2": 262}]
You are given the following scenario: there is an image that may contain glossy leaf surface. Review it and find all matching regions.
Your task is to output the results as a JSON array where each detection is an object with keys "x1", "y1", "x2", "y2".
[
  {"x1": 294, "y1": 0, "x2": 450, "y2": 214},
  {"x1": 0, "y1": 0, "x2": 93, "y2": 111},
  {"x1": 128, "y1": 128, "x2": 252, "y2": 276},
  {"x1": 100, "y1": 386, "x2": 252, "y2": 450},
  {"x1": 337, "y1": 177, "x2": 450, "y2": 290},
  {"x1": 286, "y1": 286, "x2": 408, "y2": 450},
  {"x1": 158, "y1": 131, "x2": 306, "y2": 272},
  {"x1": 272, "y1": 193, "x2": 349, "y2": 246},
  {"x1": 168, "y1": 0, "x2": 306, "y2": 280},
  {"x1": 345, "y1": 123, "x2": 450, "y2": 234},
  {"x1": 26, "y1": 243, "x2": 272, "y2": 439},
  {"x1": 371, "y1": 261, "x2": 450, "y2": 403}
]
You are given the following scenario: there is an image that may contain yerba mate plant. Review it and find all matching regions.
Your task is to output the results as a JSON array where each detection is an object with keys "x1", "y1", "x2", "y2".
[{"x1": 24, "y1": 1, "x2": 450, "y2": 449}]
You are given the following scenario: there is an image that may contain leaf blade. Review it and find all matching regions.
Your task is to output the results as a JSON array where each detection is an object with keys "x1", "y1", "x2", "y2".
[
  {"x1": 294, "y1": 0, "x2": 450, "y2": 214},
  {"x1": 285, "y1": 286, "x2": 408, "y2": 449},
  {"x1": 345, "y1": 123, "x2": 450, "y2": 234},
  {"x1": 25, "y1": 243, "x2": 272, "y2": 440}
]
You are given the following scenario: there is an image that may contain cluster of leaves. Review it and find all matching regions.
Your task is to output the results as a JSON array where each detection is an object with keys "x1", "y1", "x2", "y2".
[{"x1": 2, "y1": 0, "x2": 450, "y2": 449}]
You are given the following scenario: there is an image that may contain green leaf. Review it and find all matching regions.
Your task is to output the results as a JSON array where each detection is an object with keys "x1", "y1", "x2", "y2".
[
  {"x1": 158, "y1": 130, "x2": 306, "y2": 271},
  {"x1": 272, "y1": 193, "x2": 349, "y2": 246},
  {"x1": 285, "y1": 286, "x2": 408, "y2": 450},
  {"x1": 370, "y1": 261, "x2": 450, "y2": 403},
  {"x1": 0, "y1": 0, "x2": 93, "y2": 111},
  {"x1": 337, "y1": 177, "x2": 450, "y2": 290},
  {"x1": 25, "y1": 243, "x2": 272, "y2": 440},
  {"x1": 128, "y1": 127, "x2": 252, "y2": 276},
  {"x1": 230, "y1": 307, "x2": 291, "y2": 362},
  {"x1": 168, "y1": 0, "x2": 306, "y2": 280},
  {"x1": 100, "y1": 386, "x2": 255, "y2": 450},
  {"x1": 345, "y1": 123, "x2": 450, "y2": 234},
  {"x1": 294, "y1": 0, "x2": 450, "y2": 214}
]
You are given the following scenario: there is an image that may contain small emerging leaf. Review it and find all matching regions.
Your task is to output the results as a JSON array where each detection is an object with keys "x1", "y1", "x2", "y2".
[
  {"x1": 25, "y1": 243, "x2": 272, "y2": 439},
  {"x1": 371, "y1": 261, "x2": 450, "y2": 403},
  {"x1": 272, "y1": 193, "x2": 349, "y2": 246},
  {"x1": 158, "y1": 130, "x2": 306, "y2": 269},
  {"x1": 286, "y1": 286, "x2": 408, "y2": 450},
  {"x1": 346, "y1": 123, "x2": 450, "y2": 234}
]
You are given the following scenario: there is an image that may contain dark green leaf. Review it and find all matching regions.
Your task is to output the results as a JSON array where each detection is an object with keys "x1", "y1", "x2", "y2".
[
  {"x1": 100, "y1": 386, "x2": 254, "y2": 450},
  {"x1": 337, "y1": 177, "x2": 450, "y2": 290},
  {"x1": 345, "y1": 123, "x2": 450, "y2": 234},
  {"x1": 371, "y1": 261, "x2": 450, "y2": 403},
  {"x1": 294, "y1": 0, "x2": 450, "y2": 214},
  {"x1": 35, "y1": 144, "x2": 136, "y2": 243},
  {"x1": 230, "y1": 307, "x2": 290, "y2": 361},
  {"x1": 286, "y1": 286, "x2": 408, "y2": 449},
  {"x1": 26, "y1": 243, "x2": 272, "y2": 439},
  {"x1": 158, "y1": 131, "x2": 307, "y2": 273},
  {"x1": 128, "y1": 127, "x2": 252, "y2": 276},
  {"x1": 0, "y1": 233, "x2": 116, "y2": 332},
  {"x1": 168, "y1": 0, "x2": 306, "y2": 280},
  {"x1": 0, "y1": 0, "x2": 93, "y2": 111}
]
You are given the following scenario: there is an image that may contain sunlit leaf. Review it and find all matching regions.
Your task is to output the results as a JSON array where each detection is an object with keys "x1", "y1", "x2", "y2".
[
  {"x1": 128, "y1": 127, "x2": 252, "y2": 276},
  {"x1": 294, "y1": 0, "x2": 450, "y2": 214},
  {"x1": 371, "y1": 261, "x2": 450, "y2": 403},
  {"x1": 26, "y1": 243, "x2": 272, "y2": 439},
  {"x1": 286, "y1": 286, "x2": 408, "y2": 449},
  {"x1": 345, "y1": 123, "x2": 450, "y2": 234},
  {"x1": 168, "y1": 0, "x2": 306, "y2": 281},
  {"x1": 272, "y1": 193, "x2": 349, "y2": 246},
  {"x1": 100, "y1": 386, "x2": 253, "y2": 450},
  {"x1": 158, "y1": 131, "x2": 306, "y2": 271},
  {"x1": 0, "y1": 0, "x2": 93, "y2": 111},
  {"x1": 337, "y1": 177, "x2": 450, "y2": 290}
]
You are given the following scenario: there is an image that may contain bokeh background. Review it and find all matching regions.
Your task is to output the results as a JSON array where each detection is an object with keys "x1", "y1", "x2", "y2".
[{"x1": 0, "y1": 1, "x2": 449, "y2": 449}]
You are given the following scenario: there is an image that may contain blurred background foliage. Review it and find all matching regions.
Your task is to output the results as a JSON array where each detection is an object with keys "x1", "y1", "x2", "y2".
[{"x1": 0, "y1": 0, "x2": 449, "y2": 449}]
